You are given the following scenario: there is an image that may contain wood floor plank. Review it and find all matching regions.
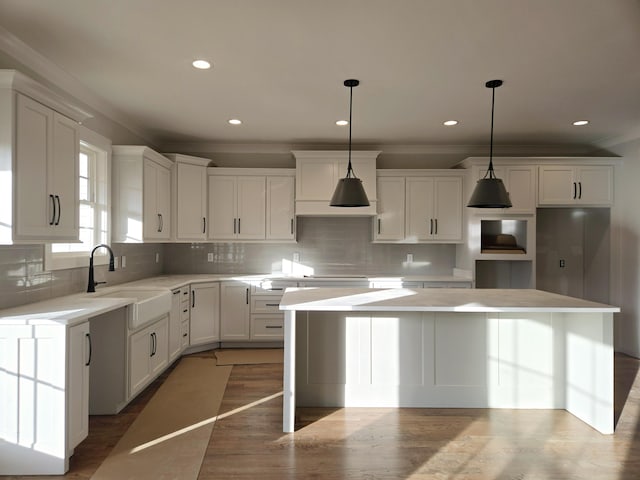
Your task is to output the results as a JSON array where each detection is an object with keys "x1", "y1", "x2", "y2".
[{"x1": 3, "y1": 352, "x2": 640, "y2": 479}]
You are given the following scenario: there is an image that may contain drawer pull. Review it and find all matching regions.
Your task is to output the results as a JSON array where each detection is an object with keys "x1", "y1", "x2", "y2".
[
  {"x1": 183, "y1": 333, "x2": 188, "y2": 337},
  {"x1": 173, "y1": 290, "x2": 180, "y2": 295},
  {"x1": 183, "y1": 309, "x2": 188, "y2": 313},
  {"x1": 265, "y1": 325, "x2": 283, "y2": 329},
  {"x1": 265, "y1": 303, "x2": 280, "y2": 307}
]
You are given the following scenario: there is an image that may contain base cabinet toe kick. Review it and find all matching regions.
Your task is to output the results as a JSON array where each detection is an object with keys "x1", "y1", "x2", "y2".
[{"x1": 280, "y1": 288, "x2": 619, "y2": 435}]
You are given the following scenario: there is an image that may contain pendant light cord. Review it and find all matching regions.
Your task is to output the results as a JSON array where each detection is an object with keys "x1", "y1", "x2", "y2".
[
  {"x1": 488, "y1": 83, "x2": 496, "y2": 179},
  {"x1": 345, "y1": 80, "x2": 358, "y2": 178}
]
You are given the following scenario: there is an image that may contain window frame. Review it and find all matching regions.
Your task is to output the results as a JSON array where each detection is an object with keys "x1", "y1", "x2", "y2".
[{"x1": 44, "y1": 126, "x2": 111, "y2": 271}]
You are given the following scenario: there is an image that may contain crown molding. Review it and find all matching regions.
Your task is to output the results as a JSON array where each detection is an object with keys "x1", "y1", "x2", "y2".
[
  {"x1": 0, "y1": 26, "x2": 157, "y2": 144},
  {"x1": 158, "y1": 141, "x2": 598, "y2": 157}
]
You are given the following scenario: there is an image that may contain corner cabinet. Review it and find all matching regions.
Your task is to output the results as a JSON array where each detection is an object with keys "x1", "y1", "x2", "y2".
[
  {"x1": 538, "y1": 165, "x2": 613, "y2": 206},
  {"x1": 293, "y1": 150, "x2": 379, "y2": 216},
  {"x1": 165, "y1": 154, "x2": 211, "y2": 241},
  {"x1": 112, "y1": 146, "x2": 173, "y2": 242},
  {"x1": 374, "y1": 170, "x2": 463, "y2": 243},
  {"x1": 189, "y1": 282, "x2": 220, "y2": 346},
  {"x1": 0, "y1": 71, "x2": 89, "y2": 244},
  {"x1": 207, "y1": 168, "x2": 296, "y2": 242}
]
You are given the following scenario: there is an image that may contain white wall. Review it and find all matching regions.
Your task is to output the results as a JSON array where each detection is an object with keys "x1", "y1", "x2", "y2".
[{"x1": 608, "y1": 139, "x2": 640, "y2": 357}]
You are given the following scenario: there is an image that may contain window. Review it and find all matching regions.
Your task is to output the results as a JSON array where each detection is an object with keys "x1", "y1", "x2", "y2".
[{"x1": 45, "y1": 127, "x2": 111, "y2": 270}]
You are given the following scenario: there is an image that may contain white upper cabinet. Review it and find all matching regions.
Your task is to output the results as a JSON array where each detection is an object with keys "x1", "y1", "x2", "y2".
[
  {"x1": 406, "y1": 176, "x2": 463, "y2": 242},
  {"x1": 209, "y1": 174, "x2": 265, "y2": 240},
  {"x1": 538, "y1": 165, "x2": 613, "y2": 206},
  {"x1": 207, "y1": 168, "x2": 295, "y2": 242},
  {"x1": 293, "y1": 150, "x2": 379, "y2": 216},
  {"x1": 112, "y1": 146, "x2": 173, "y2": 242},
  {"x1": 165, "y1": 154, "x2": 210, "y2": 242},
  {"x1": 376, "y1": 171, "x2": 463, "y2": 243},
  {"x1": 374, "y1": 176, "x2": 405, "y2": 241},
  {"x1": 0, "y1": 70, "x2": 88, "y2": 244},
  {"x1": 266, "y1": 176, "x2": 295, "y2": 241},
  {"x1": 474, "y1": 165, "x2": 536, "y2": 214}
]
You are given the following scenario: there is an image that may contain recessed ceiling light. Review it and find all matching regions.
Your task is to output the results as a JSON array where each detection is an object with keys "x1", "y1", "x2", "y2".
[
  {"x1": 336, "y1": 120, "x2": 348, "y2": 126},
  {"x1": 573, "y1": 120, "x2": 589, "y2": 126},
  {"x1": 443, "y1": 120, "x2": 459, "y2": 126},
  {"x1": 192, "y1": 59, "x2": 211, "y2": 70},
  {"x1": 228, "y1": 119, "x2": 242, "y2": 125}
]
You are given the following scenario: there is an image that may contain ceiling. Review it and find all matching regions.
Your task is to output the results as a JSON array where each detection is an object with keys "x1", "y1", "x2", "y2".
[{"x1": 0, "y1": 0, "x2": 640, "y2": 151}]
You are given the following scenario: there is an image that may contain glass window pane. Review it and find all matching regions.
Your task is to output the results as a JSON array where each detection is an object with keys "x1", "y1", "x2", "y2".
[
  {"x1": 79, "y1": 152, "x2": 89, "y2": 177},
  {"x1": 79, "y1": 177, "x2": 89, "y2": 201}
]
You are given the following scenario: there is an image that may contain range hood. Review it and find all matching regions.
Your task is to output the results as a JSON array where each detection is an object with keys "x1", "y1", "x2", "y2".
[{"x1": 293, "y1": 151, "x2": 379, "y2": 216}]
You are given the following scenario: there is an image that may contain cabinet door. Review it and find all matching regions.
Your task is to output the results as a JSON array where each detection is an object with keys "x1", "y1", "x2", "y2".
[
  {"x1": 68, "y1": 322, "x2": 90, "y2": 450},
  {"x1": 576, "y1": 166, "x2": 613, "y2": 205},
  {"x1": 190, "y1": 282, "x2": 220, "y2": 345},
  {"x1": 405, "y1": 177, "x2": 435, "y2": 241},
  {"x1": 432, "y1": 177, "x2": 462, "y2": 241},
  {"x1": 169, "y1": 289, "x2": 183, "y2": 361},
  {"x1": 220, "y1": 282, "x2": 251, "y2": 340},
  {"x1": 176, "y1": 163, "x2": 207, "y2": 240},
  {"x1": 208, "y1": 175, "x2": 237, "y2": 240},
  {"x1": 156, "y1": 166, "x2": 171, "y2": 239},
  {"x1": 375, "y1": 177, "x2": 405, "y2": 241},
  {"x1": 505, "y1": 166, "x2": 535, "y2": 213},
  {"x1": 266, "y1": 176, "x2": 295, "y2": 240},
  {"x1": 143, "y1": 160, "x2": 161, "y2": 239},
  {"x1": 50, "y1": 112, "x2": 79, "y2": 239},
  {"x1": 149, "y1": 317, "x2": 169, "y2": 377},
  {"x1": 538, "y1": 166, "x2": 575, "y2": 205},
  {"x1": 237, "y1": 176, "x2": 266, "y2": 240},
  {"x1": 129, "y1": 326, "x2": 152, "y2": 397},
  {"x1": 15, "y1": 94, "x2": 52, "y2": 238}
]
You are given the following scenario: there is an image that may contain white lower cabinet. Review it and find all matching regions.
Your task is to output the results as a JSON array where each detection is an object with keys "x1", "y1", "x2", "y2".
[
  {"x1": 68, "y1": 321, "x2": 90, "y2": 452},
  {"x1": 220, "y1": 282, "x2": 251, "y2": 341},
  {"x1": 190, "y1": 282, "x2": 220, "y2": 345},
  {"x1": 169, "y1": 288, "x2": 183, "y2": 362},
  {"x1": 128, "y1": 316, "x2": 169, "y2": 398},
  {"x1": 250, "y1": 284, "x2": 286, "y2": 341}
]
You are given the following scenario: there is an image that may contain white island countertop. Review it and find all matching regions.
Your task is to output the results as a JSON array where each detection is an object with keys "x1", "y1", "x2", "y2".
[{"x1": 280, "y1": 287, "x2": 620, "y2": 313}]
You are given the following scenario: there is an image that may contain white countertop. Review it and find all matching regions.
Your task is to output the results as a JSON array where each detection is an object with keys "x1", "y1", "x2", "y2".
[
  {"x1": 279, "y1": 287, "x2": 620, "y2": 312},
  {"x1": 0, "y1": 273, "x2": 473, "y2": 327}
]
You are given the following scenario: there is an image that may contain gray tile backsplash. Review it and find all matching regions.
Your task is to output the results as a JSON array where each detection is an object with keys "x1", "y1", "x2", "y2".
[
  {"x1": 164, "y1": 217, "x2": 456, "y2": 276},
  {"x1": 0, "y1": 218, "x2": 456, "y2": 310},
  {"x1": 0, "y1": 243, "x2": 164, "y2": 310}
]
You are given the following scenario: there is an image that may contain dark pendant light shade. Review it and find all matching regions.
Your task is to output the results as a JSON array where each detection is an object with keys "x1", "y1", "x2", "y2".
[
  {"x1": 330, "y1": 79, "x2": 370, "y2": 207},
  {"x1": 467, "y1": 79, "x2": 512, "y2": 209}
]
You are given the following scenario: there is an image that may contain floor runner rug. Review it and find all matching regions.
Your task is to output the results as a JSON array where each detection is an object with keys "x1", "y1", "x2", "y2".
[
  {"x1": 91, "y1": 357, "x2": 231, "y2": 480},
  {"x1": 214, "y1": 348, "x2": 284, "y2": 366}
]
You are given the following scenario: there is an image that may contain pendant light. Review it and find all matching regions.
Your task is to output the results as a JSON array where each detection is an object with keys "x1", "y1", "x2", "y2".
[
  {"x1": 330, "y1": 79, "x2": 370, "y2": 207},
  {"x1": 467, "y1": 79, "x2": 512, "y2": 208}
]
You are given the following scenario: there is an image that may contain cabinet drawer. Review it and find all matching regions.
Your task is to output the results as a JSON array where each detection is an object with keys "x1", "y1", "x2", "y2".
[
  {"x1": 251, "y1": 315, "x2": 284, "y2": 340},
  {"x1": 180, "y1": 320, "x2": 190, "y2": 347},
  {"x1": 251, "y1": 284, "x2": 291, "y2": 295},
  {"x1": 180, "y1": 303, "x2": 190, "y2": 321},
  {"x1": 251, "y1": 297, "x2": 282, "y2": 313}
]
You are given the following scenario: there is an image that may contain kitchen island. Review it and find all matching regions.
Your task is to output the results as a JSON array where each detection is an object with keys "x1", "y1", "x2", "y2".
[{"x1": 280, "y1": 288, "x2": 620, "y2": 434}]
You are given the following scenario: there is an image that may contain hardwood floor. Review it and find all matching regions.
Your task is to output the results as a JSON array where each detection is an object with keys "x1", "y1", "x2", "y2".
[{"x1": 4, "y1": 352, "x2": 640, "y2": 479}]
